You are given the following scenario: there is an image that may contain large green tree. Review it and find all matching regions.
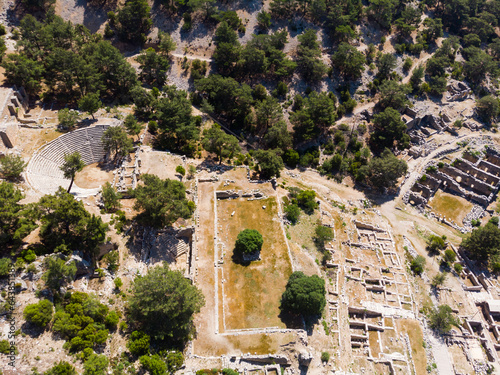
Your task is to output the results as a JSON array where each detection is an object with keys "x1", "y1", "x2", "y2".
[
  {"x1": 296, "y1": 29, "x2": 327, "y2": 82},
  {"x1": 281, "y1": 271, "x2": 326, "y2": 316},
  {"x1": 101, "y1": 126, "x2": 133, "y2": 160},
  {"x1": 378, "y1": 81, "x2": 411, "y2": 110},
  {"x1": 60, "y1": 152, "x2": 85, "y2": 193},
  {"x1": 429, "y1": 304, "x2": 459, "y2": 333},
  {"x1": 370, "y1": 108, "x2": 410, "y2": 151},
  {"x1": 367, "y1": 148, "x2": 407, "y2": 190},
  {"x1": 133, "y1": 174, "x2": 195, "y2": 228},
  {"x1": 461, "y1": 222, "x2": 500, "y2": 264},
  {"x1": 137, "y1": 48, "x2": 170, "y2": 88},
  {"x1": 331, "y1": 42, "x2": 366, "y2": 80},
  {"x1": 0, "y1": 155, "x2": 26, "y2": 181},
  {"x1": 291, "y1": 91, "x2": 337, "y2": 142},
  {"x1": 201, "y1": 124, "x2": 241, "y2": 164},
  {"x1": 234, "y1": 229, "x2": 264, "y2": 256},
  {"x1": 128, "y1": 264, "x2": 205, "y2": 344},
  {"x1": 155, "y1": 86, "x2": 199, "y2": 152},
  {"x1": 78, "y1": 93, "x2": 101, "y2": 120},
  {"x1": 254, "y1": 149, "x2": 284, "y2": 179},
  {"x1": 116, "y1": 0, "x2": 152, "y2": 44}
]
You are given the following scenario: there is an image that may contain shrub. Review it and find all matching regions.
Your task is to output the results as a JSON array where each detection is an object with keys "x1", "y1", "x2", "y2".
[
  {"x1": 321, "y1": 351, "x2": 330, "y2": 362},
  {"x1": 52, "y1": 292, "x2": 109, "y2": 353},
  {"x1": 83, "y1": 354, "x2": 109, "y2": 375},
  {"x1": 444, "y1": 249, "x2": 456, "y2": 264},
  {"x1": 296, "y1": 189, "x2": 318, "y2": 213},
  {"x1": 176, "y1": 165, "x2": 186, "y2": 176},
  {"x1": 429, "y1": 304, "x2": 459, "y2": 333},
  {"x1": 410, "y1": 255, "x2": 426, "y2": 275},
  {"x1": 139, "y1": 354, "x2": 167, "y2": 374},
  {"x1": 315, "y1": 225, "x2": 334, "y2": 249},
  {"x1": 0, "y1": 258, "x2": 12, "y2": 278},
  {"x1": 101, "y1": 182, "x2": 122, "y2": 213},
  {"x1": 148, "y1": 120, "x2": 158, "y2": 134},
  {"x1": 114, "y1": 277, "x2": 123, "y2": 289},
  {"x1": 23, "y1": 299, "x2": 54, "y2": 328},
  {"x1": 104, "y1": 310, "x2": 119, "y2": 330},
  {"x1": 454, "y1": 263, "x2": 463, "y2": 274},
  {"x1": 431, "y1": 272, "x2": 447, "y2": 288},
  {"x1": 0, "y1": 339, "x2": 10, "y2": 354},
  {"x1": 427, "y1": 235, "x2": 446, "y2": 253},
  {"x1": 284, "y1": 204, "x2": 301, "y2": 224},
  {"x1": 45, "y1": 361, "x2": 77, "y2": 375},
  {"x1": 127, "y1": 331, "x2": 150, "y2": 356}
]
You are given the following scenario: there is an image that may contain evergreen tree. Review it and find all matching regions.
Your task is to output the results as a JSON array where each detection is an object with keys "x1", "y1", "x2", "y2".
[
  {"x1": 281, "y1": 271, "x2": 326, "y2": 316},
  {"x1": 60, "y1": 152, "x2": 85, "y2": 193},
  {"x1": 128, "y1": 264, "x2": 205, "y2": 344},
  {"x1": 132, "y1": 174, "x2": 195, "y2": 228},
  {"x1": 201, "y1": 124, "x2": 241, "y2": 164}
]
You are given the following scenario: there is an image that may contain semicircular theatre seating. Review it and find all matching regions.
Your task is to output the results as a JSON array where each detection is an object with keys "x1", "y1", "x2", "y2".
[{"x1": 27, "y1": 125, "x2": 110, "y2": 195}]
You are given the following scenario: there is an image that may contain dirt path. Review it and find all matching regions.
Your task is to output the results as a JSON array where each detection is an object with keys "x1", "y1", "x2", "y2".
[
  {"x1": 171, "y1": 53, "x2": 212, "y2": 62},
  {"x1": 191, "y1": 182, "x2": 229, "y2": 355}
]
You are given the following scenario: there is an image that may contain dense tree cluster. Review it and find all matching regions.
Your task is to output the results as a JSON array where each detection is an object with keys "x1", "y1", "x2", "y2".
[
  {"x1": 52, "y1": 291, "x2": 118, "y2": 353},
  {"x1": 0, "y1": 182, "x2": 37, "y2": 253},
  {"x1": 38, "y1": 188, "x2": 108, "y2": 256},
  {"x1": 3, "y1": 15, "x2": 137, "y2": 102}
]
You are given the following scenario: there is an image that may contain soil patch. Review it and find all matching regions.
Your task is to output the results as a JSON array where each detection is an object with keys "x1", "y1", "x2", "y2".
[{"x1": 74, "y1": 163, "x2": 114, "y2": 189}]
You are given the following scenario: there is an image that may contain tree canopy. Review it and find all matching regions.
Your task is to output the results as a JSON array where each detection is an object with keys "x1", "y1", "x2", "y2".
[
  {"x1": 23, "y1": 299, "x2": 54, "y2": 328},
  {"x1": 60, "y1": 152, "x2": 85, "y2": 193},
  {"x1": 234, "y1": 229, "x2": 264, "y2": 256},
  {"x1": 101, "y1": 126, "x2": 133, "y2": 160},
  {"x1": 2, "y1": 15, "x2": 137, "y2": 101},
  {"x1": 370, "y1": 108, "x2": 410, "y2": 152},
  {"x1": 0, "y1": 155, "x2": 26, "y2": 181},
  {"x1": 281, "y1": 271, "x2": 326, "y2": 316},
  {"x1": 367, "y1": 148, "x2": 408, "y2": 190},
  {"x1": 429, "y1": 304, "x2": 459, "y2": 333},
  {"x1": 253, "y1": 149, "x2": 284, "y2": 179},
  {"x1": 0, "y1": 182, "x2": 37, "y2": 253},
  {"x1": 201, "y1": 124, "x2": 241, "y2": 164},
  {"x1": 128, "y1": 264, "x2": 205, "y2": 345},
  {"x1": 461, "y1": 222, "x2": 500, "y2": 266},
  {"x1": 133, "y1": 174, "x2": 195, "y2": 228},
  {"x1": 38, "y1": 187, "x2": 108, "y2": 255}
]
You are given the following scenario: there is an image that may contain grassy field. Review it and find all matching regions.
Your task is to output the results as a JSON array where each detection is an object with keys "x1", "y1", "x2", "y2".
[
  {"x1": 429, "y1": 190, "x2": 473, "y2": 223},
  {"x1": 218, "y1": 197, "x2": 292, "y2": 330}
]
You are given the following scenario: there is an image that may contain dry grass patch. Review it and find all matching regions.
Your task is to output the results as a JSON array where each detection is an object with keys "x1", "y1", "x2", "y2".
[
  {"x1": 396, "y1": 319, "x2": 427, "y2": 375},
  {"x1": 429, "y1": 191, "x2": 474, "y2": 223},
  {"x1": 218, "y1": 197, "x2": 292, "y2": 330}
]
